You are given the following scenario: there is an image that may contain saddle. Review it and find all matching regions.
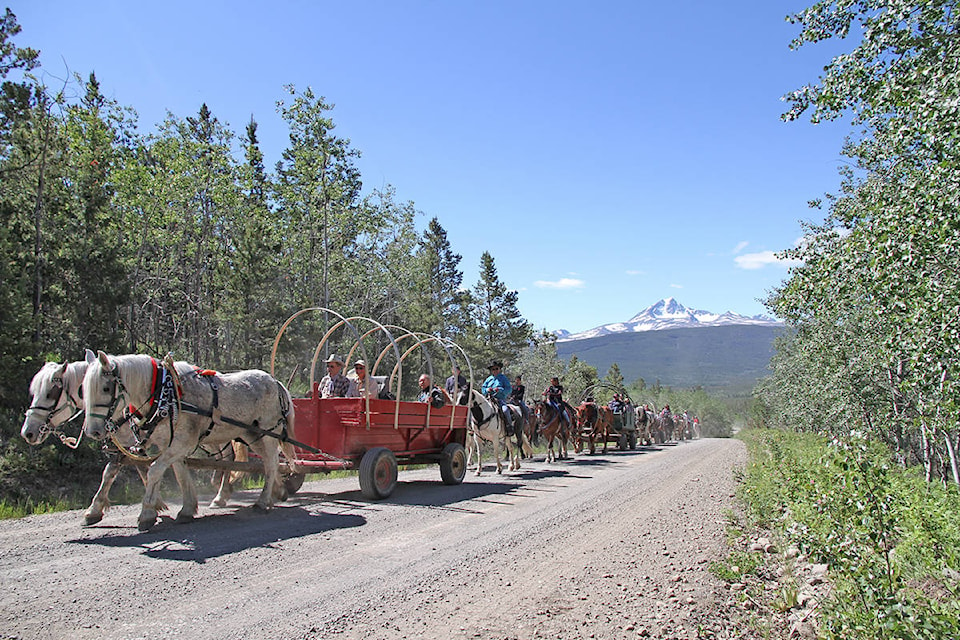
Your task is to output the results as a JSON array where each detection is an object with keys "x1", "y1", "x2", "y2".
[{"x1": 502, "y1": 404, "x2": 521, "y2": 436}]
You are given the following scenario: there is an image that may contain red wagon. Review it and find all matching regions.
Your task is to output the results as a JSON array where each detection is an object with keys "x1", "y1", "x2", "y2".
[
  {"x1": 286, "y1": 389, "x2": 469, "y2": 499},
  {"x1": 270, "y1": 308, "x2": 474, "y2": 500}
]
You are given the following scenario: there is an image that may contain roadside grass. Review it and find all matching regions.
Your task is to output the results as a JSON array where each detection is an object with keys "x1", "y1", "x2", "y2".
[{"x1": 721, "y1": 428, "x2": 960, "y2": 640}]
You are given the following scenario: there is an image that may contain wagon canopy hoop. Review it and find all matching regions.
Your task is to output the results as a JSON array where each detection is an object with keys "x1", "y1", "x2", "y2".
[
  {"x1": 577, "y1": 382, "x2": 632, "y2": 404},
  {"x1": 390, "y1": 334, "x2": 464, "y2": 430}
]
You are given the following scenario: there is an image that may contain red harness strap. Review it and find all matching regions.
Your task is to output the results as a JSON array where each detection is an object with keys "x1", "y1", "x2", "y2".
[{"x1": 127, "y1": 358, "x2": 160, "y2": 419}]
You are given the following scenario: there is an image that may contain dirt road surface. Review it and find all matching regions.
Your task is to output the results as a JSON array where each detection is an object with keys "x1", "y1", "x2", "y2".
[{"x1": 0, "y1": 438, "x2": 752, "y2": 640}]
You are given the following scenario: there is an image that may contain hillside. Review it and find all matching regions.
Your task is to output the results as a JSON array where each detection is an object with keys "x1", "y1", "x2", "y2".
[{"x1": 556, "y1": 324, "x2": 786, "y2": 394}]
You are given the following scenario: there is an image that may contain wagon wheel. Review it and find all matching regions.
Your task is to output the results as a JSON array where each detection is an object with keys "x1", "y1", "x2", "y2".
[
  {"x1": 629, "y1": 431, "x2": 637, "y2": 450},
  {"x1": 439, "y1": 442, "x2": 467, "y2": 485},
  {"x1": 359, "y1": 447, "x2": 398, "y2": 500},
  {"x1": 283, "y1": 472, "x2": 306, "y2": 495}
]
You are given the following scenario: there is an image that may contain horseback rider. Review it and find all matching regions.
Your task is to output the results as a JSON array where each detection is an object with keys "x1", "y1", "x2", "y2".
[
  {"x1": 480, "y1": 361, "x2": 514, "y2": 427},
  {"x1": 507, "y1": 374, "x2": 530, "y2": 424},
  {"x1": 542, "y1": 377, "x2": 572, "y2": 424}
]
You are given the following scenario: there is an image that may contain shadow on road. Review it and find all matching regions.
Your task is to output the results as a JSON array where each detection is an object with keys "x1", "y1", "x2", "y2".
[{"x1": 66, "y1": 505, "x2": 364, "y2": 562}]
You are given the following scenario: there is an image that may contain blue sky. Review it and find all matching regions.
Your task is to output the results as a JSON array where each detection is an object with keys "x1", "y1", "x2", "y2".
[{"x1": 16, "y1": 1, "x2": 852, "y2": 334}]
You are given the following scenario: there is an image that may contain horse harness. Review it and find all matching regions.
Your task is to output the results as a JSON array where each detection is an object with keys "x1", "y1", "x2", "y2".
[{"x1": 90, "y1": 356, "x2": 307, "y2": 453}]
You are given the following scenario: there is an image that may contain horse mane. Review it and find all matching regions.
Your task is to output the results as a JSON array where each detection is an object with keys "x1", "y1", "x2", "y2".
[{"x1": 30, "y1": 362, "x2": 61, "y2": 397}]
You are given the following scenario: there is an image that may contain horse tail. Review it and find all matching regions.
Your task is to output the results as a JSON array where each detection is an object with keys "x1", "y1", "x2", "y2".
[{"x1": 275, "y1": 380, "x2": 302, "y2": 474}]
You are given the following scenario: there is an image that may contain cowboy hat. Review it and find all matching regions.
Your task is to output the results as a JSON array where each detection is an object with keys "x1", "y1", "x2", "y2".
[
  {"x1": 354, "y1": 359, "x2": 366, "y2": 367},
  {"x1": 325, "y1": 354, "x2": 345, "y2": 365}
]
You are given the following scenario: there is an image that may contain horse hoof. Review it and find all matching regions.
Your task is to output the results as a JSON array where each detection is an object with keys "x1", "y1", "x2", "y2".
[
  {"x1": 209, "y1": 498, "x2": 227, "y2": 508},
  {"x1": 252, "y1": 503, "x2": 271, "y2": 513},
  {"x1": 175, "y1": 512, "x2": 195, "y2": 524},
  {"x1": 138, "y1": 518, "x2": 156, "y2": 532},
  {"x1": 82, "y1": 512, "x2": 103, "y2": 526}
]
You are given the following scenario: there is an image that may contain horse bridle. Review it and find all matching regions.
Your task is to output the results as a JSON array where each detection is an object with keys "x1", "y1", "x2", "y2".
[
  {"x1": 87, "y1": 362, "x2": 130, "y2": 436},
  {"x1": 26, "y1": 373, "x2": 85, "y2": 445},
  {"x1": 535, "y1": 401, "x2": 563, "y2": 430}
]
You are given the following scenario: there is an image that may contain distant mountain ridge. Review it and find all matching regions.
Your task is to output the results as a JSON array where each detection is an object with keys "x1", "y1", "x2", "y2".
[
  {"x1": 556, "y1": 297, "x2": 781, "y2": 342},
  {"x1": 556, "y1": 324, "x2": 785, "y2": 394}
]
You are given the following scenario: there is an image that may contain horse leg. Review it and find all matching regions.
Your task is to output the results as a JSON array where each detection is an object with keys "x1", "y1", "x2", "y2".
[
  {"x1": 210, "y1": 442, "x2": 240, "y2": 508},
  {"x1": 171, "y1": 460, "x2": 198, "y2": 523},
  {"x1": 83, "y1": 456, "x2": 124, "y2": 526},
  {"x1": 138, "y1": 436, "x2": 194, "y2": 530},
  {"x1": 470, "y1": 432, "x2": 483, "y2": 476},
  {"x1": 139, "y1": 457, "x2": 174, "y2": 531},
  {"x1": 520, "y1": 432, "x2": 534, "y2": 459},
  {"x1": 249, "y1": 438, "x2": 282, "y2": 511},
  {"x1": 493, "y1": 435, "x2": 504, "y2": 474}
]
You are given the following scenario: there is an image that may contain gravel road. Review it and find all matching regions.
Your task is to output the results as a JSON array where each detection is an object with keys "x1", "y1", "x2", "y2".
[{"x1": 0, "y1": 438, "x2": 753, "y2": 640}]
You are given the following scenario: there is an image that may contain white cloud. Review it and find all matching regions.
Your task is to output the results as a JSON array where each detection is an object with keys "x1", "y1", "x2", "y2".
[
  {"x1": 734, "y1": 250, "x2": 802, "y2": 270},
  {"x1": 625, "y1": 270, "x2": 644, "y2": 276},
  {"x1": 670, "y1": 283, "x2": 683, "y2": 289},
  {"x1": 732, "y1": 241, "x2": 749, "y2": 254},
  {"x1": 534, "y1": 278, "x2": 585, "y2": 290}
]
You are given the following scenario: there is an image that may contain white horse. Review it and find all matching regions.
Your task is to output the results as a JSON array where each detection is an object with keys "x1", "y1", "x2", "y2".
[
  {"x1": 22, "y1": 356, "x2": 155, "y2": 525},
  {"x1": 22, "y1": 360, "x2": 88, "y2": 446},
  {"x1": 462, "y1": 389, "x2": 533, "y2": 474},
  {"x1": 82, "y1": 351, "x2": 298, "y2": 531},
  {"x1": 23, "y1": 354, "x2": 245, "y2": 525}
]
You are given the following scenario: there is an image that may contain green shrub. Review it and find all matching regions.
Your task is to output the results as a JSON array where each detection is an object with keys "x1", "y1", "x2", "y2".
[{"x1": 736, "y1": 428, "x2": 960, "y2": 640}]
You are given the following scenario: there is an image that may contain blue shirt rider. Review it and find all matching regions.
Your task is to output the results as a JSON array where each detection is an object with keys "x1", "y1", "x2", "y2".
[{"x1": 481, "y1": 361, "x2": 512, "y2": 421}]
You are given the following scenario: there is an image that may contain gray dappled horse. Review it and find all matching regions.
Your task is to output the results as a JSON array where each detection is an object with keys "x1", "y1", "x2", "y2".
[
  {"x1": 23, "y1": 357, "x2": 152, "y2": 526},
  {"x1": 82, "y1": 351, "x2": 298, "y2": 531}
]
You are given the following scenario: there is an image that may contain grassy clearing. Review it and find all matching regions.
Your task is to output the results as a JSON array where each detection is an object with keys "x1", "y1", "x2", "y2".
[{"x1": 722, "y1": 428, "x2": 960, "y2": 640}]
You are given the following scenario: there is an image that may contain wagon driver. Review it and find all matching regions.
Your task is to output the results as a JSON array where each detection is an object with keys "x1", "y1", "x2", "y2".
[{"x1": 319, "y1": 354, "x2": 358, "y2": 398}]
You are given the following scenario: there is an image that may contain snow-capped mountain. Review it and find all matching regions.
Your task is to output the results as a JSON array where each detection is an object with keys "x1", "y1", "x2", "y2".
[{"x1": 556, "y1": 297, "x2": 781, "y2": 342}]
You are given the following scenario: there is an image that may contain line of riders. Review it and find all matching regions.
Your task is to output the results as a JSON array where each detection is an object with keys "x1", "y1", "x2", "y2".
[
  {"x1": 403, "y1": 360, "x2": 703, "y2": 459},
  {"x1": 312, "y1": 355, "x2": 702, "y2": 463}
]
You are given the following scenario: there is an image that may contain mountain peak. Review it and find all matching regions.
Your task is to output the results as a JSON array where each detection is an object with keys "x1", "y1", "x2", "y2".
[{"x1": 557, "y1": 298, "x2": 781, "y2": 342}]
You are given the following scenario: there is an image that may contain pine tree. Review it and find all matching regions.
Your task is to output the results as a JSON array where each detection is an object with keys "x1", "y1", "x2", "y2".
[
  {"x1": 466, "y1": 251, "x2": 532, "y2": 368},
  {"x1": 411, "y1": 217, "x2": 469, "y2": 338}
]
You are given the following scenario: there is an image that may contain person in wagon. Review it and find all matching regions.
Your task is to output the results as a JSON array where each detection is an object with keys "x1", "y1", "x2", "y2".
[
  {"x1": 608, "y1": 393, "x2": 625, "y2": 413},
  {"x1": 351, "y1": 359, "x2": 378, "y2": 399},
  {"x1": 445, "y1": 365, "x2": 469, "y2": 405},
  {"x1": 417, "y1": 373, "x2": 450, "y2": 406},
  {"x1": 319, "y1": 354, "x2": 358, "y2": 398}
]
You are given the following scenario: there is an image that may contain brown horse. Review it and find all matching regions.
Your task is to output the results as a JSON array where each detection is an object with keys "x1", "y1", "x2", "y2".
[
  {"x1": 534, "y1": 401, "x2": 571, "y2": 462},
  {"x1": 574, "y1": 401, "x2": 610, "y2": 455}
]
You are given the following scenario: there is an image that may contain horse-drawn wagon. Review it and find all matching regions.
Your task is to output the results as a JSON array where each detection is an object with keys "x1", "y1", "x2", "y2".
[
  {"x1": 269, "y1": 308, "x2": 471, "y2": 499},
  {"x1": 285, "y1": 391, "x2": 469, "y2": 499},
  {"x1": 23, "y1": 309, "x2": 474, "y2": 531},
  {"x1": 574, "y1": 383, "x2": 638, "y2": 453},
  {"x1": 607, "y1": 407, "x2": 638, "y2": 451}
]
